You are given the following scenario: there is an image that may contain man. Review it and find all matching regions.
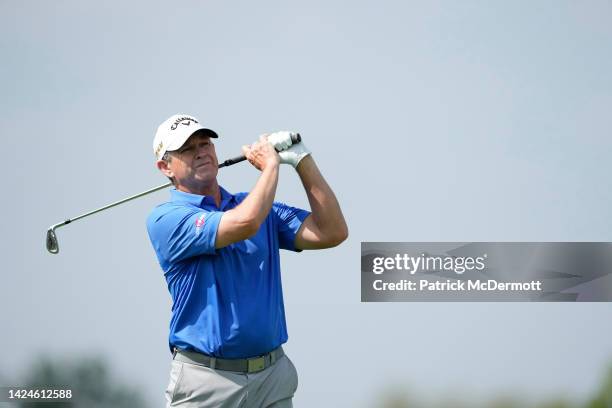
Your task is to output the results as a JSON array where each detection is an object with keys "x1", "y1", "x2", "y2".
[{"x1": 146, "y1": 114, "x2": 348, "y2": 407}]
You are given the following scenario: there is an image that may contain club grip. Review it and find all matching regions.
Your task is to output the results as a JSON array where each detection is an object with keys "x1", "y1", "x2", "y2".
[
  {"x1": 218, "y1": 155, "x2": 248, "y2": 168},
  {"x1": 218, "y1": 133, "x2": 302, "y2": 169},
  {"x1": 291, "y1": 133, "x2": 301, "y2": 145}
]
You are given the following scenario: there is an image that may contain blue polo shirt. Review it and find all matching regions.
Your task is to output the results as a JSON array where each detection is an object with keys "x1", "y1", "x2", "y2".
[{"x1": 146, "y1": 187, "x2": 310, "y2": 358}]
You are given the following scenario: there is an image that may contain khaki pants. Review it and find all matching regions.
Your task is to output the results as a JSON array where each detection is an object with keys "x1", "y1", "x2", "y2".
[{"x1": 165, "y1": 354, "x2": 299, "y2": 407}]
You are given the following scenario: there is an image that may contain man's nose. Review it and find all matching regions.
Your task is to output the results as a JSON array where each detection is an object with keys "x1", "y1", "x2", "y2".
[{"x1": 195, "y1": 145, "x2": 207, "y2": 159}]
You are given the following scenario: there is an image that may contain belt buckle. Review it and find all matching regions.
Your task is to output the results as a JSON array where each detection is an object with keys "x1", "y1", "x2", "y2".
[{"x1": 247, "y1": 356, "x2": 265, "y2": 373}]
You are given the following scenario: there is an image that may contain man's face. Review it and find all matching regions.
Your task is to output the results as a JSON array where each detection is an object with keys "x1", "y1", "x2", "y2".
[{"x1": 163, "y1": 133, "x2": 219, "y2": 190}]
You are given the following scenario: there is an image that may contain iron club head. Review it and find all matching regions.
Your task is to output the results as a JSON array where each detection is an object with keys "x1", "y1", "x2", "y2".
[{"x1": 46, "y1": 227, "x2": 59, "y2": 254}]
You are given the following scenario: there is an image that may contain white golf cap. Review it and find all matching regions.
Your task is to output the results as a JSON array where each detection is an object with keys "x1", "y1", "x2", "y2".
[{"x1": 153, "y1": 113, "x2": 218, "y2": 160}]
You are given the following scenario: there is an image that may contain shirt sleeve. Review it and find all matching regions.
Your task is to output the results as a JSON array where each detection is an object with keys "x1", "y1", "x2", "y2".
[
  {"x1": 146, "y1": 205, "x2": 223, "y2": 265},
  {"x1": 271, "y1": 201, "x2": 311, "y2": 252}
]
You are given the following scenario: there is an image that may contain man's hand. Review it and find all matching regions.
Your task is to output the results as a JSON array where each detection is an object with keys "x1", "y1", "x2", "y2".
[
  {"x1": 266, "y1": 131, "x2": 311, "y2": 169},
  {"x1": 242, "y1": 135, "x2": 280, "y2": 171},
  {"x1": 279, "y1": 142, "x2": 311, "y2": 169},
  {"x1": 267, "y1": 131, "x2": 295, "y2": 152}
]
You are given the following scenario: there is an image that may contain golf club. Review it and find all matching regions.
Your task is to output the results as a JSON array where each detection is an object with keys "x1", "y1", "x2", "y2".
[{"x1": 46, "y1": 133, "x2": 301, "y2": 254}]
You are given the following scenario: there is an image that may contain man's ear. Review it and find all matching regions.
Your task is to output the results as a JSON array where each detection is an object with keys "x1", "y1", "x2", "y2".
[{"x1": 156, "y1": 159, "x2": 174, "y2": 178}]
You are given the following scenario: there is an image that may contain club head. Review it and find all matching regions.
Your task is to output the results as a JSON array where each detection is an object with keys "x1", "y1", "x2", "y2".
[{"x1": 46, "y1": 228, "x2": 59, "y2": 254}]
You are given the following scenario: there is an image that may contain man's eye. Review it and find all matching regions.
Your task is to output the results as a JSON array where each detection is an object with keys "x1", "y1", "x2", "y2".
[{"x1": 180, "y1": 147, "x2": 193, "y2": 153}]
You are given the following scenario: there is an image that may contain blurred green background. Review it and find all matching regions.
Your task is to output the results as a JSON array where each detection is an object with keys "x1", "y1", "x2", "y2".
[{"x1": 2, "y1": 356, "x2": 611, "y2": 407}]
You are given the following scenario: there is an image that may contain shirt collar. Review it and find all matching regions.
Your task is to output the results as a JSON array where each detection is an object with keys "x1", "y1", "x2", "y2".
[{"x1": 170, "y1": 186, "x2": 234, "y2": 209}]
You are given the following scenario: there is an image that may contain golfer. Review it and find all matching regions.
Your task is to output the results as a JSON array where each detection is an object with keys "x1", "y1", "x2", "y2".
[{"x1": 146, "y1": 114, "x2": 348, "y2": 407}]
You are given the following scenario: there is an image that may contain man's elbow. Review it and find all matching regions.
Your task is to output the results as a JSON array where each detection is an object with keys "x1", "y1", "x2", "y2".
[
  {"x1": 239, "y1": 217, "x2": 261, "y2": 240},
  {"x1": 216, "y1": 208, "x2": 266, "y2": 248},
  {"x1": 325, "y1": 225, "x2": 349, "y2": 248}
]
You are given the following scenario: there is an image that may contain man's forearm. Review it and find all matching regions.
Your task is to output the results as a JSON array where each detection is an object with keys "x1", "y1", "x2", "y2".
[
  {"x1": 296, "y1": 156, "x2": 348, "y2": 242},
  {"x1": 216, "y1": 142, "x2": 280, "y2": 248},
  {"x1": 238, "y1": 164, "x2": 279, "y2": 228}
]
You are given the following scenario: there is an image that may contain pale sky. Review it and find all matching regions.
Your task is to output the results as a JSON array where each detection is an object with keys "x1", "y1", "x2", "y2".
[{"x1": 2, "y1": 1, "x2": 612, "y2": 406}]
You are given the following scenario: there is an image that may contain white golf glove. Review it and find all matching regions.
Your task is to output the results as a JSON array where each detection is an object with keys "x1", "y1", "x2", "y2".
[
  {"x1": 267, "y1": 131, "x2": 311, "y2": 168},
  {"x1": 267, "y1": 131, "x2": 294, "y2": 152}
]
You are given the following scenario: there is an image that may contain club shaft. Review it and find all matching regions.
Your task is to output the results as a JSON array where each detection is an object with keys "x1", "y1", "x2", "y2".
[
  {"x1": 64, "y1": 182, "x2": 173, "y2": 226},
  {"x1": 56, "y1": 157, "x2": 245, "y2": 228},
  {"x1": 52, "y1": 133, "x2": 301, "y2": 229}
]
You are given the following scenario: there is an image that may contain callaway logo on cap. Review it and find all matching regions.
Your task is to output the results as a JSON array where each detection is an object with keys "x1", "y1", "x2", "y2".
[{"x1": 153, "y1": 113, "x2": 219, "y2": 160}]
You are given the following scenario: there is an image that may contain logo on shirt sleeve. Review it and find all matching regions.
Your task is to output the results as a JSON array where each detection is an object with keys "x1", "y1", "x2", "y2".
[{"x1": 195, "y1": 213, "x2": 206, "y2": 236}]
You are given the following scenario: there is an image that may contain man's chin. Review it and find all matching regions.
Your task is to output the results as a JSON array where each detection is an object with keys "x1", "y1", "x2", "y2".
[{"x1": 194, "y1": 170, "x2": 218, "y2": 183}]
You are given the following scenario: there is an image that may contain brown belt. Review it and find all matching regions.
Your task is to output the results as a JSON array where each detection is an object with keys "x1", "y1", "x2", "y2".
[{"x1": 173, "y1": 346, "x2": 284, "y2": 373}]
